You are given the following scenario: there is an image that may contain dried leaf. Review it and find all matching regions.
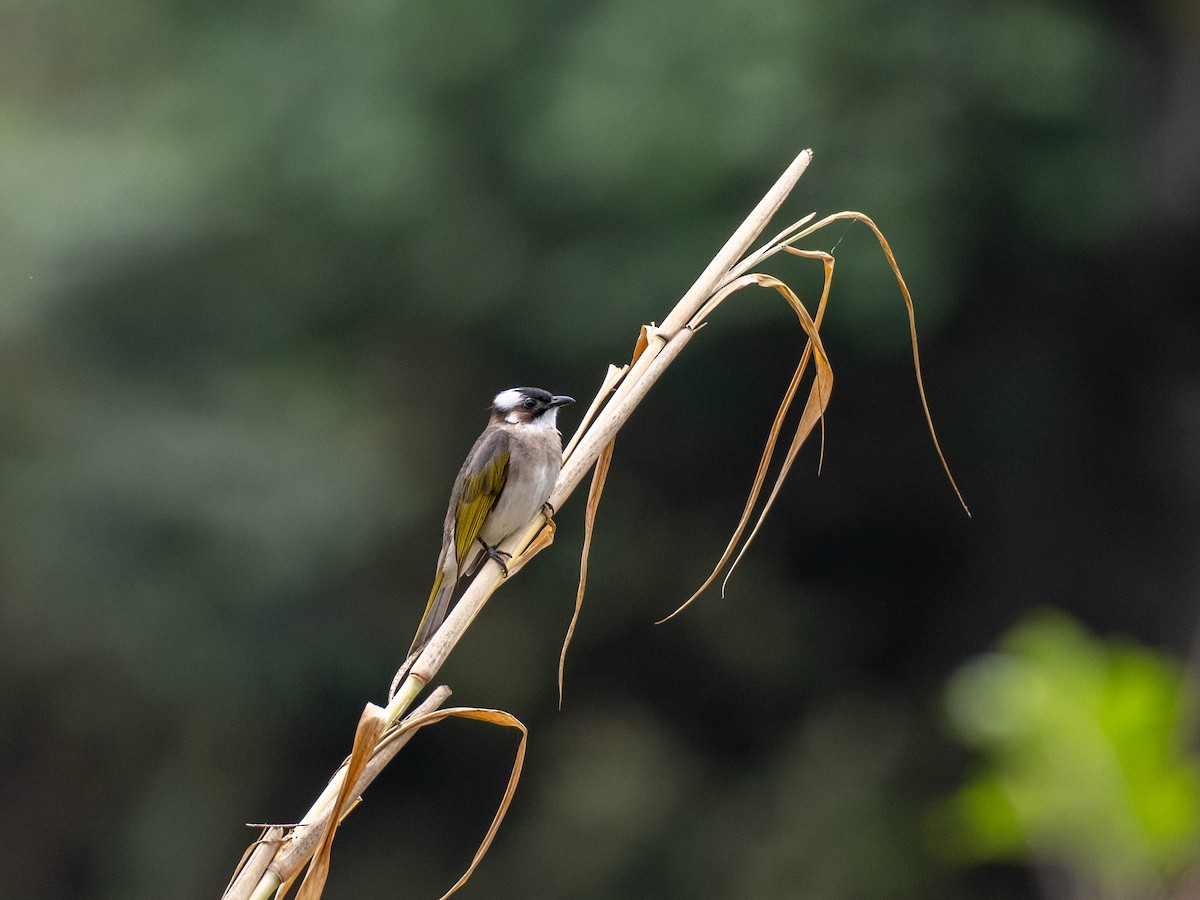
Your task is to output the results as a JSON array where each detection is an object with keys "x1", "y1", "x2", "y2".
[
  {"x1": 562, "y1": 364, "x2": 628, "y2": 462},
  {"x1": 283, "y1": 704, "x2": 527, "y2": 900},
  {"x1": 224, "y1": 826, "x2": 284, "y2": 900},
  {"x1": 559, "y1": 438, "x2": 616, "y2": 707},
  {"x1": 660, "y1": 207, "x2": 968, "y2": 624},
  {"x1": 722, "y1": 212, "x2": 819, "y2": 285},
  {"x1": 854, "y1": 213, "x2": 970, "y2": 516},
  {"x1": 294, "y1": 702, "x2": 389, "y2": 899},
  {"x1": 631, "y1": 323, "x2": 651, "y2": 365},
  {"x1": 659, "y1": 262, "x2": 834, "y2": 622},
  {"x1": 269, "y1": 689, "x2": 453, "y2": 899},
  {"x1": 395, "y1": 706, "x2": 529, "y2": 900},
  {"x1": 504, "y1": 511, "x2": 555, "y2": 579},
  {"x1": 781, "y1": 211, "x2": 969, "y2": 515}
]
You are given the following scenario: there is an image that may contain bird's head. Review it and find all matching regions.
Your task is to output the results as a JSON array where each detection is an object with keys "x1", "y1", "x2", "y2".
[{"x1": 491, "y1": 387, "x2": 574, "y2": 427}]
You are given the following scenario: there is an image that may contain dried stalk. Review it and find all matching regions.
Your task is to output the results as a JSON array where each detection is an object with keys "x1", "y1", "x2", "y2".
[
  {"x1": 225, "y1": 148, "x2": 816, "y2": 900},
  {"x1": 224, "y1": 687, "x2": 452, "y2": 900},
  {"x1": 224, "y1": 146, "x2": 965, "y2": 898},
  {"x1": 394, "y1": 148, "x2": 816, "y2": 698}
]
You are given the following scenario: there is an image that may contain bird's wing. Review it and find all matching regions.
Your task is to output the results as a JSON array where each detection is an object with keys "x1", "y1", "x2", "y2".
[{"x1": 453, "y1": 429, "x2": 510, "y2": 566}]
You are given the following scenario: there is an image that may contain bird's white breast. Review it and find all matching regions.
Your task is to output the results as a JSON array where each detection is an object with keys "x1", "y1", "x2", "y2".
[{"x1": 478, "y1": 424, "x2": 562, "y2": 545}]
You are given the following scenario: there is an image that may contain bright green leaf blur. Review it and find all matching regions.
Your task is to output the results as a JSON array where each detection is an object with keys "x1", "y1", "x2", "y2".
[{"x1": 942, "y1": 612, "x2": 1200, "y2": 897}]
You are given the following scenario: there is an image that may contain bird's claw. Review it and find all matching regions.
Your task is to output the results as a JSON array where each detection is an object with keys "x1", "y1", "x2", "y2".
[{"x1": 477, "y1": 538, "x2": 512, "y2": 577}]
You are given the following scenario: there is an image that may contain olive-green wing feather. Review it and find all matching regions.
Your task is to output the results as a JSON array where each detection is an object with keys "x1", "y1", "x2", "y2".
[
  {"x1": 408, "y1": 430, "x2": 511, "y2": 659},
  {"x1": 452, "y1": 430, "x2": 510, "y2": 566}
]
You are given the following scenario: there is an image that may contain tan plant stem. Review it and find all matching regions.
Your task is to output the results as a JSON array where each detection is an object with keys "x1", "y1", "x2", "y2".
[
  {"x1": 396, "y1": 147, "x2": 814, "y2": 697},
  {"x1": 224, "y1": 148, "x2": 817, "y2": 899},
  {"x1": 225, "y1": 686, "x2": 452, "y2": 900}
]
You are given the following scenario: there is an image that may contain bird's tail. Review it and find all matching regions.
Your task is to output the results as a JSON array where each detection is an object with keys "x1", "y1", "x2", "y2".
[
  {"x1": 390, "y1": 571, "x2": 456, "y2": 701},
  {"x1": 408, "y1": 569, "x2": 455, "y2": 659}
]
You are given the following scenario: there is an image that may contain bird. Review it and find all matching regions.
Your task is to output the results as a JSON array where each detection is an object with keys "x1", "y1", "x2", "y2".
[{"x1": 406, "y1": 386, "x2": 574, "y2": 660}]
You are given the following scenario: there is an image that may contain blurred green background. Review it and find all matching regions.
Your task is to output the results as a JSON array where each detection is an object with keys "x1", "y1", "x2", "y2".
[{"x1": 3, "y1": 0, "x2": 1199, "y2": 898}]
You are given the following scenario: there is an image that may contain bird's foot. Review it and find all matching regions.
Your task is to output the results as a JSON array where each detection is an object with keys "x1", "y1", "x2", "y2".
[{"x1": 477, "y1": 538, "x2": 512, "y2": 577}]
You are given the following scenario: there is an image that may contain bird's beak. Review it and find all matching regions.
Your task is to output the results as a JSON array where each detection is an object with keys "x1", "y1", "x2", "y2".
[{"x1": 549, "y1": 395, "x2": 575, "y2": 408}]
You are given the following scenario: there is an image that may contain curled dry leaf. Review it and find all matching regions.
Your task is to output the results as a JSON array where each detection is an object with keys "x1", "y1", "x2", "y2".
[
  {"x1": 563, "y1": 364, "x2": 629, "y2": 461},
  {"x1": 295, "y1": 703, "x2": 390, "y2": 899},
  {"x1": 556, "y1": 349, "x2": 657, "y2": 705},
  {"x1": 652, "y1": 211, "x2": 968, "y2": 623},
  {"x1": 404, "y1": 707, "x2": 529, "y2": 900},
  {"x1": 282, "y1": 705, "x2": 527, "y2": 900},
  {"x1": 782, "y1": 211, "x2": 968, "y2": 515},
  {"x1": 657, "y1": 267, "x2": 834, "y2": 623},
  {"x1": 558, "y1": 436, "x2": 615, "y2": 708}
]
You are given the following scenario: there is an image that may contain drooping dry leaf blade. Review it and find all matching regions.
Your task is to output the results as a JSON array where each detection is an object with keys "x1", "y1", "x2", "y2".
[
  {"x1": 563, "y1": 364, "x2": 629, "y2": 462},
  {"x1": 659, "y1": 265, "x2": 834, "y2": 622},
  {"x1": 387, "y1": 706, "x2": 529, "y2": 900},
  {"x1": 719, "y1": 272, "x2": 834, "y2": 594},
  {"x1": 723, "y1": 213, "x2": 819, "y2": 285},
  {"x1": 559, "y1": 437, "x2": 616, "y2": 707},
  {"x1": 294, "y1": 702, "x2": 389, "y2": 899},
  {"x1": 785, "y1": 211, "x2": 969, "y2": 515},
  {"x1": 266, "y1": 688, "x2": 453, "y2": 899},
  {"x1": 504, "y1": 513, "x2": 555, "y2": 579}
]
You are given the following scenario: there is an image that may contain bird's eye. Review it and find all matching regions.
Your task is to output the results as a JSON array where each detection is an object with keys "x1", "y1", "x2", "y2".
[{"x1": 522, "y1": 398, "x2": 537, "y2": 409}]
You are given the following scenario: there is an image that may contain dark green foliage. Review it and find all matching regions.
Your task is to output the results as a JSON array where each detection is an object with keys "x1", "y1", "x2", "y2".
[{"x1": 1, "y1": 0, "x2": 1195, "y2": 897}]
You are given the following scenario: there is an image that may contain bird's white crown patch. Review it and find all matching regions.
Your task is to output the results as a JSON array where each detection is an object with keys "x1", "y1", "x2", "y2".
[{"x1": 492, "y1": 388, "x2": 525, "y2": 411}]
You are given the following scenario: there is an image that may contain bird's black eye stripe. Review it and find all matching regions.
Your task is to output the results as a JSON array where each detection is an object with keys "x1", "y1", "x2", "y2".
[{"x1": 523, "y1": 397, "x2": 538, "y2": 409}]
